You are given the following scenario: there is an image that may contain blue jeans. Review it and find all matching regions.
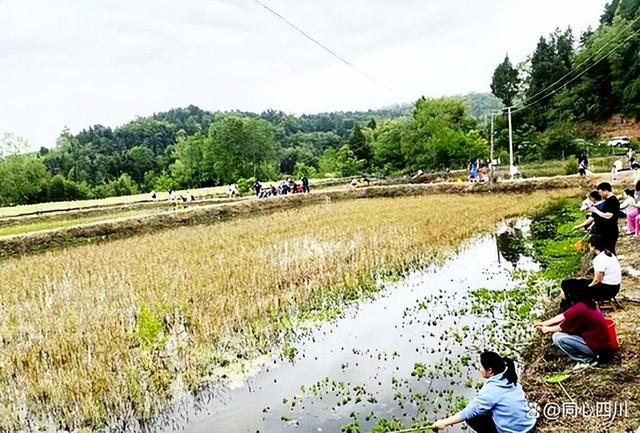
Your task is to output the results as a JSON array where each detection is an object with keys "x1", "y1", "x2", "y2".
[{"x1": 552, "y1": 332, "x2": 595, "y2": 363}]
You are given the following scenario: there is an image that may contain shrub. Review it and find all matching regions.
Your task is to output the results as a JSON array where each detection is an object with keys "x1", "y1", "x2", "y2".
[
  {"x1": 564, "y1": 160, "x2": 578, "y2": 175},
  {"x1": 236, "y1": 176, "x2": 256, "y2": 194}
]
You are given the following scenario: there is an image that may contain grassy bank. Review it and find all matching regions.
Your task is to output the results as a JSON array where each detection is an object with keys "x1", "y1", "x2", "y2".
[
  {"x1": 521, "y1": 200, "x2": 640, "y2": 433},
  {"x1": 0, "y1": 190, "x2": 576, "y2": 431}
]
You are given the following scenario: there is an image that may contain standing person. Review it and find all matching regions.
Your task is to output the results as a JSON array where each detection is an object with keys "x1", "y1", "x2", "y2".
[
  {"x1": 579, "y1": 191, "x2": 603, "y2": 213},
  {"x1": 578, "y1": 153, "x2": 589, "y2": 171},
  {"x1": 468, "y1": 160, "x2": 479, "y2": 182},
  {"x1": 578, "y1": 158, "x2": 588, "y2": 176},
  {"x1": 431, "y1": 352, "x2": 536, "y2": 433},
  {"x1": 588, "y1": 182, "x2": 620, "y2": 254},
  {"x1": 536, "y1": 287, "x2": 611, "y2": 370},
  {"x1": 228, "y1": 183, "x2": 237, "y2": 199},
  {"x1": 611, "y1": 159, "x2": 623, "y2": 180},
  {"x1": 627, "y1": 147, "x2": 637, "y2": 169},
  {"x1": 253, "y1": 179, "x2": 262, "y2": 198},
  {"x1": 301, "y1": 175, "x2": 310, "y2": 193}
]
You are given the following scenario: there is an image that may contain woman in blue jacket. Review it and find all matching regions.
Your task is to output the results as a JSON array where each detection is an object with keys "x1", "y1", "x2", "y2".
[{"x1": 432, "y1": 351, "x2": 536, "y2": 433}]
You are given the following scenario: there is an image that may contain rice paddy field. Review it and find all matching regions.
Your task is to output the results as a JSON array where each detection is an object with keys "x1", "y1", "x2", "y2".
[{"x1": 0, "y1": 190, "x2": 578, "y2": 431}]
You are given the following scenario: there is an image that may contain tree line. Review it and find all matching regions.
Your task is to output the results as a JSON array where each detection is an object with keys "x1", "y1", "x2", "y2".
[
  {"x1": 0, "y1": 94, "x2": 499, "y2": 206},
  {"x1": 489, "y1": 0, "x2": 640, "y2": 161}
]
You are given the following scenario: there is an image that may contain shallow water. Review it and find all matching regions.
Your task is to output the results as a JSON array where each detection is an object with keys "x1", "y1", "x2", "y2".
[{"x1": 164, "y1": 221, "x2": 537, "y2": 433}]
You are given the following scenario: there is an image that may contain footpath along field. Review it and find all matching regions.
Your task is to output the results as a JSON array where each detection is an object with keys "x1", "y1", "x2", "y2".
[
  {"x1": 0, "y1": 176, "x2": 588, "y2": 258},
  {"x1": 0, "y1": 190, "x2": 576, "y2": 431}
]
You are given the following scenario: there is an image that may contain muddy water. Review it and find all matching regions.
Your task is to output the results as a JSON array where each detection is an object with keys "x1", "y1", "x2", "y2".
[{"x1": 166, "y1": 221, "x2": 537, "y2": 433}]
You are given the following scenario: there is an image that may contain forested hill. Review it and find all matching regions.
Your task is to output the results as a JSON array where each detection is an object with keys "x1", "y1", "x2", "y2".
[
  {"x1": 0, "y1": 93, "x2": 500, "y2": 206},
  {"x1": 489, "y1": 0, "x2": 640, "y2": 160}
]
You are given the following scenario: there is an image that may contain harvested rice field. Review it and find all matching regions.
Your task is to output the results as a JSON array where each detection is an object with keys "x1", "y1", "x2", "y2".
[{"x1": 0, "y1": 190, "x2": 577, "y2": 431}]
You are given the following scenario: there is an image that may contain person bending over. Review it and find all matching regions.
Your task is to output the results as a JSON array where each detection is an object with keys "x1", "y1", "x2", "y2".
[
  {"x1": 431, "y1": 351, "x2": 536, "y2": 433},
  {"x1": 537, "y1": 289, "x2": 611, "y2": 370}
]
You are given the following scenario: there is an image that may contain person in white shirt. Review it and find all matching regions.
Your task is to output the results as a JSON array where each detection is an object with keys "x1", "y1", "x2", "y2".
[
  {"x1": 611, "y1": 159, "x2": 623, "y2": 180},
  {"x1": 560, "y1": 234, "x2": 621, "y2": 309},
  {"x1": 590, "y1": 242, "x2": 622, "y2": 302},
  {"x1": 228, "y1": 183, "x2": 238, "y2": 198}
]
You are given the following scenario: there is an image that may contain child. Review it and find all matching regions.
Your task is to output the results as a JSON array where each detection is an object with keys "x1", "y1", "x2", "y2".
[{"x1": 620, "y1": 189, "x2": 636, "y2": 216}]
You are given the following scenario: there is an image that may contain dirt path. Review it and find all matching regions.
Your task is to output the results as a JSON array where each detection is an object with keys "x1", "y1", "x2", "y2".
[{"x1": 0, "y1": 176, "x2": 588, "y2": 259}]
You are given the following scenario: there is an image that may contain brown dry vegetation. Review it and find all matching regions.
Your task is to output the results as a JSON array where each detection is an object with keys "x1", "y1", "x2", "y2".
[
  {"x1": 0, "y1": 190, "x2": 577, "y2": 431},
  {"x1": 0, "y1": 176, "x2": 589, "y2": 259},
  {"x1": 522, "y1": 235, "x2": 640, "y2": 433}
]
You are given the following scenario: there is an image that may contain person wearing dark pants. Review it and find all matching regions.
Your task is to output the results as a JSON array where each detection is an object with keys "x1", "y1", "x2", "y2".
[
  {"x1": 301, "y1": 175, "x2": 310, "y2": 193},
  {"x1": 431, "y1": 352, "x2": 536, "y2": 433},
  {"x1": 588, "y1": 182, "x2": 620, "y2": 254},
  {"x1": 560, "y1": 235, "x2": 621, "y2": 310},
  {"x1": 537, "y1": 288, "x2": 612, "y2": 370}
]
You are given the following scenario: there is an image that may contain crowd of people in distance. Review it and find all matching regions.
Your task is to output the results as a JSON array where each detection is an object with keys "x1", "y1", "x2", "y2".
[
  {"x1": 169, "y1": 174, "x2": 375, "y2": 203},
  {"x1": 432, "y1": 181, "x2": 630, "y2": 433},
  {"x1": 150, "y1": 189, "x2": 196, "y2": 206},
  {"x1": 249, "y1": 175, "x2": 310, "y2": 199},
  {"x1": 467, "y1": 159, "x2": 492, "y2": 183}
]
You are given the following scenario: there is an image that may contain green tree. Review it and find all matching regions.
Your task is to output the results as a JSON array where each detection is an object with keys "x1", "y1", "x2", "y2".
[
  {"x1": 401, "y1": 97, "x2": 488, "y2": 171},
  {"x1": 372, "y1": 119, "x2": 406, "y2": 173},
  {"x1": 524, "y1": 28, "x2": 574, "y2": 129},
  {"x1": 601, "y1": 0, "x2": 621, "y2": 24},
  {"x1": 490, "y1": 55, "x2": 520, "y2": 107},
  {"x1": 335, "y1": 145, "x2": 365, "y2": 176},
  {"x1": 0, "y1": 154, "x2": 49, "y2": 205},
  {"x1": 318, "y1": 148, "x2": 339, "y2": 176},
  {"x1": 171, "y1": 133, "x2": 207, "y2": 187},
  {"x1": 347, "y1": 125, "x2": 373, "y2": 166},
  {"x1": 205, "y1": 116, "x2": 279, "y2": 184},
  {"x1": 125, "y1": 146, "x2": 157, "y2": 184}
]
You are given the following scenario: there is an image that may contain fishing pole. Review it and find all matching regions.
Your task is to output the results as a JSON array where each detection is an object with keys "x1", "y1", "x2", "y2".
[{"x1": 383, "y1": 426, "x2": 437, "y2": 433}]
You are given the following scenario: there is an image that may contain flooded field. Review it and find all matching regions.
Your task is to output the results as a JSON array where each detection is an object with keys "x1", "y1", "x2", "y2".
[{"x1": 165, "y1": 220, "x2": 543, "y2": 433}]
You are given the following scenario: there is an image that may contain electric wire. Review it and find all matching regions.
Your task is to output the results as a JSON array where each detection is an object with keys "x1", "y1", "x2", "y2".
[
  {"x1": 513, "y1": 17, "x2": 640, "y2": 113},
  {"x1": 250, "y1": 0, "x2": 399, "y2": 96},
  {"x1": 518, "y1": 14, "x2": 640, "y2": 109}
]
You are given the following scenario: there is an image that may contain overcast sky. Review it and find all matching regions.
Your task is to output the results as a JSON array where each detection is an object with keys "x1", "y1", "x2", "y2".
[{"x1": 0, "y1": 0, "x2": 606, "y2": 149}]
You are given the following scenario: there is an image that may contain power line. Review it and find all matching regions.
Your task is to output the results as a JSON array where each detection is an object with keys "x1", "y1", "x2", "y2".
[
  {"x1": 513, "y1": 16, "x2": 640, "y2": 113},
  {"x1": 250, "y1": 0, "x2": 399, "y2": 96},
  {"x1": 520, "y1": 14, "x2": 640, "y2": 108}
]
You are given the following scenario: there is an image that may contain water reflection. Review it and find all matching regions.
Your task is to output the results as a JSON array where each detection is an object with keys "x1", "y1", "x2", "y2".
[
  {"x1": 158, "y1": 221, "x2": 539, "y2": 433},
  {"x1": 495, "y1": 219, "x2": 531, "y2": 268}
]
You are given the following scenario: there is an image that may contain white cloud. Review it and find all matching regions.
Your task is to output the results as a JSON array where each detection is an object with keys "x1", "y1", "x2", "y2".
[{"x1": 0, "y1": 0, "x2": 606, "y2": 149}]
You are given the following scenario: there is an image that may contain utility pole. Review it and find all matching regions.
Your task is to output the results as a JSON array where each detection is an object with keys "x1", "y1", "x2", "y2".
[
  {"x1": 508, "y1": 106, "x2": 514, "y2": 178},
  {"x1": 490, "y1": 111, "x2": 495, "y2": 182}
]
